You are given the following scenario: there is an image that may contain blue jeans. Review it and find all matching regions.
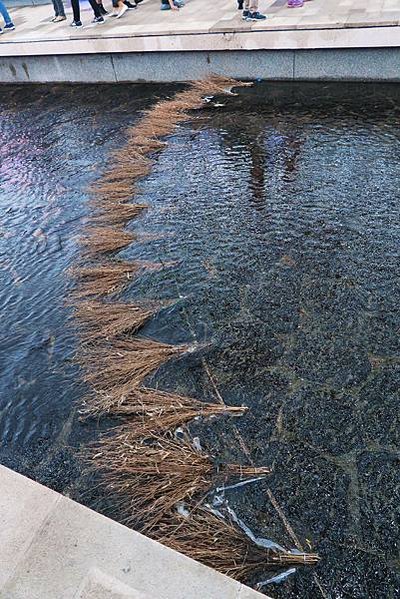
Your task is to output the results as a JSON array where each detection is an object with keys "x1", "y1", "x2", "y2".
[
  {"x1": 0, "y1": 0, "x2": 12, "y2": 25},
  {"x1": 52, "y1": 0, "x2": 65, "y2": 16}
]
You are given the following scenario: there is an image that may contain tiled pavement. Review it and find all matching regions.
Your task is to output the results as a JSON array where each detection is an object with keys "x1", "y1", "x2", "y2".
[{"x1": 2, "y1": 0, "x2": 400, "y2": 46}]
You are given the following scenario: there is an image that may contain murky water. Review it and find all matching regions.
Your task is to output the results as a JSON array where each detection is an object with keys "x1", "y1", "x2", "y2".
[{"x1": 0, "y1": 82, "x2": 399, "y2": 598}]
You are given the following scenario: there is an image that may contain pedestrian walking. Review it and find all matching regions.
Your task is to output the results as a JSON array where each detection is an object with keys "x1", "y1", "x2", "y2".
[
  {"x1": 0, "y1": 0, "x2": 15, "y2": 32},
  {"x1": 70, "y1": 0, "x2": 104, "y2": 27},
  {"x1": 50, "y1": 0, "x2": 66, "y2": 22},
  {"x1": 160, "y1": 0, "x2": 184, "y2": 11},
  {"x1": 242, "y1": 0, "x2": 266, "y2": 20}
]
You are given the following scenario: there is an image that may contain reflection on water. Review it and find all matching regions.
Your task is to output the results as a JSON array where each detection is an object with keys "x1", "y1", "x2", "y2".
[{"x1": 0, "y1": 82, "x2": 399, "y2": 598}]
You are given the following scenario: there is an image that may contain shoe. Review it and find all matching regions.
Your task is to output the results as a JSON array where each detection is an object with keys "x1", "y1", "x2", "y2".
[
  {"x1": 237, "y1": 0, "x2": 243, "y2": 8},
  {"x1": 71, "y1": 19, "x2": 83, "y2": 26},
  {"x1": 124, "y1": 1, "x2": 136, "y2": 8},
  {"x1": 0, "y1": 28, "x2": 3, "y2": 33},
  {"x1": 246, "y1": 10, "x2": 267, "y2": 19},
  {"x1": 116, "y1": 4, "x2": 128, "y2": 17},
  {"x1": 287, "y1": 0, "x2": 304, "y2": 6},
  {"x1": 135, "y1": 0, "x2": 143, "y2": 3},
  {"x1": 53, "y1": 15, "x2": 66, "y2": 21},
  {"x1": 3, "y1": 22, "x2": 15, "y2": 30},
  {"x1": 242, "y1": 9, "x2": 249, "y2": 18},
  {"x1": 92, "y1": 15, "x2": 105, "y2": 22},
  {"x1": 99, "y1": 4, "x2": 109, "y2": 14}
]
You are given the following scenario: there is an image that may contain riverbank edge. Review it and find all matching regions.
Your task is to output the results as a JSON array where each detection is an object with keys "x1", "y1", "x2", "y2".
[
  {"x1": 0, "y1": 465, "x2": 269, "y2": 599},
  {"x1": 0, "y1": 47, "x2": 400, "y2": 83}
]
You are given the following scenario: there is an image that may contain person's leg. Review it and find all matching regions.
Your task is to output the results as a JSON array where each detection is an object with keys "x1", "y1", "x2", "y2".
[
  {"x1": 96, "y1": 0, "x2": 108, "y2": 15},
  {"x1": 53, "y1": 0, "x2": 66, "y2": 17},
  {"x1": 70, "y1": 0, "x2": 80, "y2": 22},
  {"x1": 87, "y1": 0, "x2": 102, "y2": 18},
  {"x1": 0, "y1": 0, "x2": 13, "y2": 25},
  {"x1": 249, "y1": 0, "x2": 258, "y2": 10}
]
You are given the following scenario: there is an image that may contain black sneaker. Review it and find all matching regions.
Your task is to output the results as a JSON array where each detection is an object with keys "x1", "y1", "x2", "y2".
[
  {"x1": 71, "y1": 19, "x2": 83, "y2": 26},
  {"x1": 124, "y1": 1, "x2": 136, "y2": 8},
  {"x1": 242, "y1": 9, "x2": 249, "y2": 18},
  {"x1": 4, "y1": 22, "x2": 15, "y2": 30},
  {"x1": 237, "y1": 0, "x2": 243, "y2": 8},
  {"x1": 92, "y1": 15, "x2": 105, "y2": 22},
  {"x1": 134, "y1": 0, "x2": 143, "y2": 4},
  {"x1": 246, "y1": 11, "x2": 267, "y2": 20},
  {"x1": 99, "y1": 4, "x2": 108, "y2": 14}
]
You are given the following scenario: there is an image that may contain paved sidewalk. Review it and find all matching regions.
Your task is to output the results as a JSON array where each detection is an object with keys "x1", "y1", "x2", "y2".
[
  {"x1": 0, "y1": 465, "x2": 268, "y2": 599},
  {"x1": 3, "y1": 0, "x2": 400, "y2": 46}
]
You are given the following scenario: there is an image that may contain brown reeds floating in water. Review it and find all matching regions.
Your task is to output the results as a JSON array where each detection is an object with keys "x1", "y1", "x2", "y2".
[
  {"x1": 80, "y1": 227, "x2": 135, "y2": 256},
  {"x1": 80, "y1": 338, "x2": 189, "y2": 393},
  {"x1": 90, "y1": 433, "x2": 269, "y2": 531},
  {"x1": 155, "y1": 507, "x2": 319, "y2": 580},
  {"x1": 81, "y1": 386, "x2": 247, "y2": 431},
  {"x1": 71, "y1": 262, "x2": 139, "y2": 298},
  {"x1": 74, "y1": 301, "x2": 155, "y2": 341},
  {"x1": 90, "y1": 203, "x2": 147, "y2": 227},
  {"x1": 71, "y1": 74, "x2": 320, "y2": 580}
]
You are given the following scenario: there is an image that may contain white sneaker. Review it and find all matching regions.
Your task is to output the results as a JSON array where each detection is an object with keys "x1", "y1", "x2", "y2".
[{"x1": 116, "y1": 4, "x2": 128, "y2": 17}]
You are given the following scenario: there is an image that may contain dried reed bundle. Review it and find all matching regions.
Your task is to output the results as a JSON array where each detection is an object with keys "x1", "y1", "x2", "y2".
[
  {"x1": 155, "y1": 508, "x2": 320, "y2": 580},
  {"x1": 80, "y1": 338, "x2": 189, "y2": 393},
  {"x1": 126, "y1": 135, "x2": 167, "y2": 155},
  {"x1": 90, "y1": 433, "x2": 269, "y2": 530},
  {"x1": 81, "y1": 386, "x2": 247, "y2": 427},
  {"x1": 71, "y1": 262, "x2": 140, "y2": 298},
  {"x1": 74, "y1": 301, "x2": 154, "y2": 341},
  {"x1": 90, "y1": 203, "x2": 147, "y2": 227},
  {"x1": 80, "y1": 227, "x2": 135, "y2": 257}
]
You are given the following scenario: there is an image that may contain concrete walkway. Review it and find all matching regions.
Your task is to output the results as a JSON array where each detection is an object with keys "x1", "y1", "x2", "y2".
[
  {"x1": 0, "y1": 0, "x2": 399, "y2": 82},
  {"x1": 2, "y1": 0, "x2": 400, "y2": 54},
  {"x1": 0, "y1": 465, "x2": 269, "y2": 599}
]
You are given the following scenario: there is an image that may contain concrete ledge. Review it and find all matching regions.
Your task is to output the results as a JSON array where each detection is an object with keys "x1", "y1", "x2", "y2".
[
  {"x1": 0, "y1": 48, "x2": 400, "y2": 83},
  {"x1": 1, "y1": 26, "x2": 400, "y2": 57},
  {"x1": 0, "y1": 465, "x2": 268, "y2": 599}
]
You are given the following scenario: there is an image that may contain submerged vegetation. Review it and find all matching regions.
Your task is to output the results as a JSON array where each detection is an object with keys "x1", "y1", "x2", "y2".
[{"x1": 71, "y1": 75, "x2": 319, "y2": 588}]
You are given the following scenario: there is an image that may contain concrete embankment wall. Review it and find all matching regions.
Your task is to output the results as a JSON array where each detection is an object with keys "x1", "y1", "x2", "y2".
[{"x1": 1, "y1": 47, "x2": 400, "y2": 83}]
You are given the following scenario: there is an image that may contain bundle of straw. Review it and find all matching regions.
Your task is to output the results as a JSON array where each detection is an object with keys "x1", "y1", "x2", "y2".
[
  {"x1": 90, "y1": 203, "x2": 147, "y2": 226},
  {"x1": 81, "y1": 387, "x2": 247, "y2": 429},
  {"x1": 80, "y1": 338, "x2": 189, "y2": 393},
  {"x1": 71, "y1": 262, "x2": 140, "y2": 298},
  {"x1": 90, "y1": 433, "x2": 270, "y2": 531},
  {"x1": 155, "y1": 507, "x2": 320, "y2": 579},
  {"x1": 74, "y1": 301, "x2": 155, "y2": 341},
  {"x1": 80, "y1": 227, "x2": 135, "y2": 256}
]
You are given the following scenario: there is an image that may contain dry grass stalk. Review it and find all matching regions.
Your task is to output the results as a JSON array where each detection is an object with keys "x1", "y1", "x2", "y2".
[
  {"x1": 90, "y1": 204, "x2": 147, "y2": 227},
  {"x1": 80, "y1": 338, "x2": 189, "y2": 393},
  {"x1": 81, "y1": 386, "x2": 247, "y2": 425},
  {"x1": 80, "y1": 227, "x2": 135, "y2": 256},
  {"x1": 155, "y1": 508, "x2": 319, "y2": 580},
  {"x1": 74, "y1": 301, "x2": 155, "y2": 341},
  {"x1": 90, "y1": 433, "x2": 269, "y2": 530},
  {"x1": 71, "y1": 262, "x2": 140, "y2": 298}
]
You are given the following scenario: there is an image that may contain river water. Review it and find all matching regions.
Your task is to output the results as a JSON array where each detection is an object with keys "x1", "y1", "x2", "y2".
[{"x1": 0, "y1": 82, "x2": 399, "y2": 598}]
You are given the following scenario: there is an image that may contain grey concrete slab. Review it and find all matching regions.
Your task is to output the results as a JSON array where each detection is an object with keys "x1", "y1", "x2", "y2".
[
  {"x1": 112, "y1": 50, "x2": 295, "y2": 82},
  {"x1": 294, "y1": 47, "x2": 400, "y2": 81},
  {"x1": 0, "y1": 467, "x2": 267, "y2": 599},
  {"x1": 0, "y1": 54, "x2": 117, "y2": 83},
  {"x1": 0, "y1": 468, "x2": 60, "y2": 589}
]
